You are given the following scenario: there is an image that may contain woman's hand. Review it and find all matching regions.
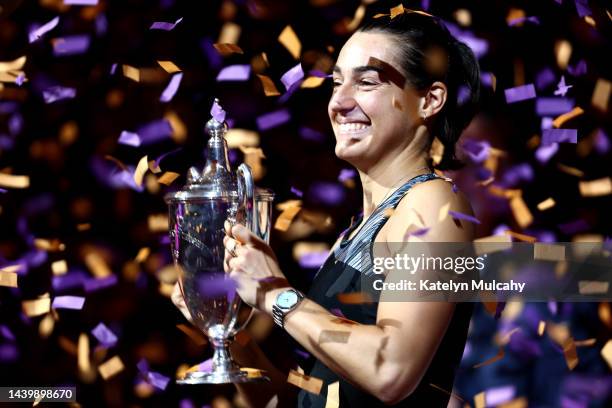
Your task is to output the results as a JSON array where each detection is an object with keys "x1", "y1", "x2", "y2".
[{"x1": 223, "y1": 222, "x2": 290, "y2": 311}]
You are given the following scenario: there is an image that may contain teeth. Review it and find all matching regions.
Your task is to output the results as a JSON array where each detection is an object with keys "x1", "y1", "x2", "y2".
[{"x1": 338, "y1": 123, "x2": 369, "y2": 132}]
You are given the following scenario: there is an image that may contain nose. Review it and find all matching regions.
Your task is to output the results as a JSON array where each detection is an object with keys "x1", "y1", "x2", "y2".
[{"x1": 328, "y1": 83, "x2": 357, "y2": 116}]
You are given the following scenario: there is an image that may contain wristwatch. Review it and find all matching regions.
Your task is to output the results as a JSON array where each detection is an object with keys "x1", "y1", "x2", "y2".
[{"x1": 272, "y1": 288, "x2": 304, "y2": 328}]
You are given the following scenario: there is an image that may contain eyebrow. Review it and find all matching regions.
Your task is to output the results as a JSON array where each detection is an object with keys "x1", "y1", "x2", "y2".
[{"x1": 333, "y1": 58, "x2": 406, "y2": 89}]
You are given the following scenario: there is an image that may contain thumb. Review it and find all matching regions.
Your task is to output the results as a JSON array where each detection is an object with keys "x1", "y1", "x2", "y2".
[{"x1": 231, "y1": 223, "x2": 256, "y2": 244}]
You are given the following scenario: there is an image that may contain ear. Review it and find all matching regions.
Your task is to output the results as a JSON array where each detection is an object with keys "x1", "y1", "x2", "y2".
[{"x1": 420, "y1": 81, "x2": 447, "y2": 120}]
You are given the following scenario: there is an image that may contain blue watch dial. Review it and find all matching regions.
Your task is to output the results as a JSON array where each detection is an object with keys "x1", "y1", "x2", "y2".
[{"x1": 278, "y1": 291, "x2": 298, "y2": 308}]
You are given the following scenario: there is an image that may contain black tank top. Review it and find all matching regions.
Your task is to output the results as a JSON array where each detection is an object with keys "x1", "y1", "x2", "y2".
[{"x1": 297, "y1": 173, "x2": 473, "y2": 407}]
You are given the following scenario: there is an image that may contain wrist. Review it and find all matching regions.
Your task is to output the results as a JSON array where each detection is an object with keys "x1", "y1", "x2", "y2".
[{"x1": 264, "y1": 287, "x2": 292, "y2": 315}]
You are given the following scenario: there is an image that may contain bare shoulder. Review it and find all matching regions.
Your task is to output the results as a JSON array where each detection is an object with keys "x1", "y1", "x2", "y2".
[{"x1": 383, "y1": 178, "x2": 475, "y2": 242}]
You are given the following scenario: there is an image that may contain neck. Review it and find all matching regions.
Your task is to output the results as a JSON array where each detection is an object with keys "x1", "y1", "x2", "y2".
[{"x1": 357, "y1": 126, "x2": 432, "y2": 217}]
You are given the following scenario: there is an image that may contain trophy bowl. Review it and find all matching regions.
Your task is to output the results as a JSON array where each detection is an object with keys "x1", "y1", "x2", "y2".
[{"x1": 167, "y1": 187, "x2": 274, "y2": 384}]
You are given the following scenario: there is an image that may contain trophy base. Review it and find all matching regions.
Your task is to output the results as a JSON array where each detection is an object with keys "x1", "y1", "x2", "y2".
[{"x1": 177, "y1": 370, "x2": 270, "y2": 384}]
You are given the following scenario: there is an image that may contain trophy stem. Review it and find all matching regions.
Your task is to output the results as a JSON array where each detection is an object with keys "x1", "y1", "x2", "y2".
[{"x1": 210, "y1": 337, "x2": 238, "y2": 373}]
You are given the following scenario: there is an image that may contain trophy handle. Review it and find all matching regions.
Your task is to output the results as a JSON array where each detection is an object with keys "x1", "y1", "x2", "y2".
[{"x1": 236, "y1": 164, "x2": 255, "y2": 232}]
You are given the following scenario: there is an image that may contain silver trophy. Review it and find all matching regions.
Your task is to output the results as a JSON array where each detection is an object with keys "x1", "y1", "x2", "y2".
[{"x1": 165, "y1": 100, "x2": 274, "y2": 384}]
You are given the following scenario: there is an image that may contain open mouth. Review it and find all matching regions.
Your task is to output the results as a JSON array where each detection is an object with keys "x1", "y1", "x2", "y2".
[{"x1": 337, "y1": 122, "x2": 371, "y2": 138}]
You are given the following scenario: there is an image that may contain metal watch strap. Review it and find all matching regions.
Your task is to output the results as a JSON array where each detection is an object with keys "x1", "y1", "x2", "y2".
[{"x1": 272, "y1": 289, "x2": 304, "y2": 328}]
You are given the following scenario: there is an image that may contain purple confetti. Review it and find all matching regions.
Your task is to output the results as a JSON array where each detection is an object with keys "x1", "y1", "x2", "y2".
[
  {"x1": 502, "y1": 163, "x2": 533, "y2": 186},
  {"x1": 52, "y1": 271, "x2": 86, "y2": 292},
  {"x1": 561, "y1": 396, "x2": 588, "y2": 408},
  {"x1": 110, "y1": 63, "x2": 118, "y2": 75},
  {"x1": 216, "y1": 64, "x2": 251, "y2": 82},
  {"x1": 197, "y1": 275, "x2": 237, "y2": 300},
  {"x1": 559, "y1": 219, "x2": 590, "y2": 235},
  {"x1": 137, "y1": 358, "x2": 149, "y2": 374},
  {"x1": 405, "y1": 227, "x2": 430, "y2": 237},
  {"x1": 535, "y1": 98, "x2": 574, "y2": 116},
  {"x1": 567, "y1": 60, "x2": 587, "y2": 76},
  {"x1": 508, "y1": 16, "x2": 540, "y2": 26},
  {"x1": 0, "y1": 188, "x2": 6, "y2": 193},
  {"x1": 554, "y1": 76, "x2": 573, "y2": 97},
  {"x1": 15, "y1": 73, "x2": 26, "y2": 86},
  {"x1": 280, "y1": 63, "x2": 304, "y2": 91},
  {"x1": 198, "y1": 358, "x2": 213, "y2": 372},
  {"x1": 29, "y1": 16, "x2": 60, "y2": 43},
  {"x1": 574, "y1": 0, "x2": 592, "y2": 17},
  {"x1": 118, "y1": 131, "x2": 141, "y2": 147},
  {"x1": 536, "y1": 68, "x2": 556, "y2": 90},
  {"x1": 485, "y1": 385, "x2": 515, "y2": 406},
  {"x1": 147, "y1": 371, "x2": 170, "y2": 390},
  {"x1": 0, "y1": 344, "x2": 18, "y2": 363},
  {"x1": 541, "y1": 129, "x2": 577, "y2": 146},
  {"x1": 95, "y1": 13, "x2": 108, "y2": 36},
  {"x1": 91, "y1": 323, "x2": 118, "y2": 348},
  {"x1": 548, "y1": 300, "x2": 558, "y2": 315},
  {"x1": 541, "y1": 117, "x2": 553, "y2": 130},
  {"x1": 448, "y1": 210, "x2": 481, "y2": 224},
  {"x1": 150, "y1": 17, "x2": 183, "y2": 31},
  {"x1": 8, "y1": 113, "x2": 23, "y2": 135},
  {"x1": 42, "y1": 86, "x2": 77, "y2": 103},
  {"x1": 338, "y1": 168, "x2": 356, "y2": 183},
  {"x1": 160, "y1": 72, "x2": 183, "y2": 103},
  {"x1": 290, "y1": 186, "x2": 303, "y2": 197},
  {"x1": 535, "y1": 142, "x2": 559, "y2": 164},
  {"x1": 461, "y1": 139, "x2": 490, "y2": 163},
  {"x1": 298, "y1": 251, "x2": 329, "y2": 269},
  {"x1": 137, "y1": 119, "x2": 173, "y2": 145},
  {"x1": 593, "y1": 129, "x2": 609, "y2": 154},
  {"x1": 64, "y1": 0, "x2": 98, "y2": 4},
  {"x1": 84, "y1": 275, "x2": 118, "y2": 292},
  {"x1": 52, "y1": 295, "x2": 85, "y2": 310},
  {"x1": 294, "y1": 348, "x2": 311, "y2": 359},
  {"x1": 505, "y1": 84, "x2": 536, "y2": 103},
  {"x1": 210, "y1": 99, "x2": 226, "y2": 122},
  {"x1": 299, "y1": 126, "x2": 326, "y2": 142},
  {"x1": 200, "y1": 37, "x2": 222, "y2": 70},
  {"x1": 153, "y1": 147, "x2": 181, "y2": 170},
  {"x1": 0, "y1": 325, "x2": 15, "y2": 341},
  {"x1": 52, "y1": 35, "x2": 91, "y2": 56},
  {"x1": 308, "y1": 182, "x2": 345, "y2": 206},
  {"x1": 256, "y1": 108, "x2": 290, "y2": 131}
]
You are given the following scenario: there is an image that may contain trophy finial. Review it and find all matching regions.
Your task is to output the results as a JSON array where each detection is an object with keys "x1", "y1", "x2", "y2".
[{"x1": 206, "y1": 98, "x2": 227, "y2": 138}]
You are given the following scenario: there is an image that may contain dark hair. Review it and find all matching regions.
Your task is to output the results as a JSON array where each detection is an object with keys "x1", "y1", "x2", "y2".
[{"x1": 359, "y1": 11, "x2": 481, "y2": 170}]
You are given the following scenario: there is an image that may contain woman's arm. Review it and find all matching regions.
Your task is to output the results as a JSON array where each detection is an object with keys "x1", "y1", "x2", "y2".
[{"x1": 231, "y1": 179, "x2": 474, "y2": 404}]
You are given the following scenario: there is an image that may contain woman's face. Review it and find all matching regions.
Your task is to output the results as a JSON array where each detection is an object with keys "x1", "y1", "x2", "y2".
[{"x1": 329, "y1": 31, "x2": 423, "y2": 170}]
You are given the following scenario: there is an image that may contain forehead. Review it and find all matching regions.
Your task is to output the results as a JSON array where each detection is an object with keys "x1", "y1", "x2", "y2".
[{"x1": 335, "y1": 31, "x2": 400, "y2": 74}]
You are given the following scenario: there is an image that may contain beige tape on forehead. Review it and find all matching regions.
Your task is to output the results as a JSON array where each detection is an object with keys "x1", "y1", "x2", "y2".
[{"x1": 367, "y1": 56, "x2": 406, "y2": 89}]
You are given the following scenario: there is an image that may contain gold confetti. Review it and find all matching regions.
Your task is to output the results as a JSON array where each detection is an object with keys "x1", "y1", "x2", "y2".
[
  {"x1": 213, "y1": 43, "x2": 244, "y2": 56},
  {"x1": 0, "y1": 264, "x2": 22, "y2": 273},
  {"x1": 601, "y1": 340, "x2": 612, "y2": 370},
  {"x1": 122, "y1": 64, "x2": 140, "y2": 82},
  {"x1": 578, "y1": 281, "x2": 609, "y2": 294},
  {"x1": 225, "y1": 128, "x2": 260, "y2": 148},
  {"x1": 287, "y1": 369, "x2": 323, "y2": 395},
  {"x1": 554, "y1": 40, "x2": 572, "y2": 70},
  {"x1": 274, "y1": 206, "x2": 301, "y2": 232},
  {"x1": 509, "y1": 195, "x2": 533, "y2": 228},
  {"x1": 318, "y1": 330, "x2": 350, "y2": 344},
  {"x1": 0, "y1": 173, "x2": 30, "y2": 189},
  {"x1": 98, "y1": 356, "x2": 124, "y2": 380},
  {"x1": 562, "y1": 337, "x2": 578, "y2": 370},
  {"x1": 218, "y1": 22, "x2": 241, "y2": 44},
  {"x1": 429, "y1": 137, "x2": 444, "y2": 166},
  {"x1": 34, "y1": 238, "x2": 65, "y2": 251},
  {"x1": 0, "y1": 55, "x2": 26, "y2": 72},
  {"x1": 158, "y1": 171, "x2": 180, "y2": 186},
  {"x1": 557, "y1": 163, "x2": 584, "y2": 177},
  {"x1": 0, "y1": 270, "x2": 18, "y2": 288},
  {"x1": 77, "y1": 223, "x2": 91, "y2": 231},
  {"x1": 133, "y1": 155, "x2": 148, "y2": 187},
  {"x1": 256, "y1": 74, "x2": 281, "y2": 96},
  {"x1": 325, "y1": 381, "x2": 340, "y2": 408},
  {"x1": 599, "y1": 303, "x2": 612, "y2": 328},
  {"x1": 51, "y1": 260, "x2": 68, "y2": 275},
  {"x1": 591, "y1": 78, "x2": 611, "y2": 112},
  {"x1": 84, "y1": 251, "x2": 112, "y2": 278},
  {"x1": 579, "y1": 177, "x2": 612, "y2": 197},
  {"x1": 157, "y1": 60, "x2": 182, "y2": 74},
  {"x1": 278, "y1": 25, "x2": 301, "y2": 59},
  {"x1": 165, "y1": 110, "x2": 187, "y2": 143},
  {"x1": 538, "y1": 321, "x2": 546, "y2": 336},
  {"x1": 437, "y1": 202, "x2": 450, "y2": 222},
  {"x1": 574, "y1": 338, "x2": 596, "y2": 347},
  {"x1": 22, "y1": 295, "x2": 51, "y2": 317},
  {"x1": 148, "y1": 214, "x2": 169, "y2": 232},
  {"x1": 504, "y1": 230, "x2": 537, "y2": 243},
  {"x1": 474, "y1": 391, "x2": 486, "y2": 408},
  {"x1": 473, "y1": 235, "x2": 513, "y2": 256},
  {"x1": 337, "y1": 292, "x2": 373, "y2": 304},
  {"x1": 345, "y1": 4, "x2": 366, "y2": 32},
  {"x1": 135, "y1": 247, "x2": 150, "y2": 263},
  {"x1": 499, "y1": 397, "x2": 528, "y2": 408},
  {"x1": 39, "y1": 313, "x2": 55, "y2": 338},
  {"x1": 78, "y1": 333, "x2": 92, "y2": 377},
  {"x1": 389, "y1": 4, "x2": 405, "y2": 19},
  {"x1": 240, "y1": 367, "x2": 265, "y2": 378},
  {"x1": 552, "y1": 106, "x2": 584, "y2": 128},
  {"x1": 473, "y1": 347, "x2": 504, "y2": 368},
  {"x1": 534, "y1": 243, "x2": 565, "y2": 261},
  {"x1": 537, "y1": 197, "x2": 555, "y2": 211},
  {"x1": 301, "y1": 76, "x2": 326, "y2": 88}
]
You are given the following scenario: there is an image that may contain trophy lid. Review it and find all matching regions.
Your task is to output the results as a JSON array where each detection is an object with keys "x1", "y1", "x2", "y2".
[{"x1": 165, "y1": 99, "x2": 237, "y2": 202}]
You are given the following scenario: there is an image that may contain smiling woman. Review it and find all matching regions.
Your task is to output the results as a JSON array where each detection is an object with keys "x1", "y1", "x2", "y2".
[{"x1": 174, "y1": 7, "x2": 481, "y2": 408}]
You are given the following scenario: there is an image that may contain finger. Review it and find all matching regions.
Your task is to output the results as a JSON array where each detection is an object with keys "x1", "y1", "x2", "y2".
[
  {"x1": 231, "y1": 223, "x2": 261, "y2": 245},
  {"x1": 224, "y1": 220, "x2": 232, "y2": 236}
]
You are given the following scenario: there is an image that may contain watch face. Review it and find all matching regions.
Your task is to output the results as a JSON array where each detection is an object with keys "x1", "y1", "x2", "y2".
[{"x1": 277, "y1": 291, "x2": 298, "y2": 308}]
